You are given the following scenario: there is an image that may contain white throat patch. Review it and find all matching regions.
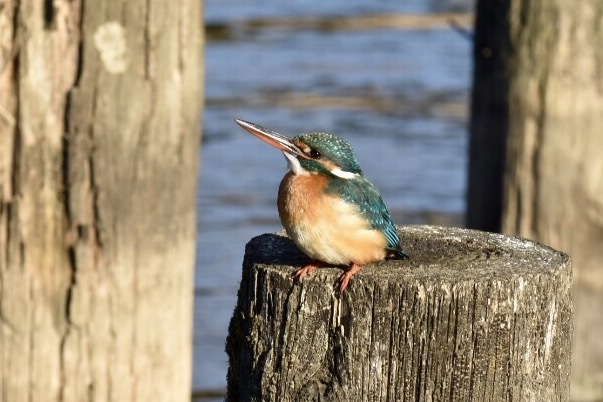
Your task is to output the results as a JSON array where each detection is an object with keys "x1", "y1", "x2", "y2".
[{"x1": 283, "y1": 152, "x2": 308, "y2": 175}]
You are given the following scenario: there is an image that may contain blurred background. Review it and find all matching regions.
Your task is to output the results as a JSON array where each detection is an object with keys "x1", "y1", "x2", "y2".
[{"x1": 195, "y1": 0, "x2": 474, "y2": 399}]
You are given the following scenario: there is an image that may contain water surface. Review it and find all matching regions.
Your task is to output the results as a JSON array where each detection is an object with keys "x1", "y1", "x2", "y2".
[{"x1": 195, "y1": 0, "x2": 473, "y2": 398}]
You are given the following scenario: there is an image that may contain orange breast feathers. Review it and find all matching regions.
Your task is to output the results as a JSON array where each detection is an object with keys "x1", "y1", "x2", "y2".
[{"x1": 277, "y1": 172, "x2": 388, "y2": 265}]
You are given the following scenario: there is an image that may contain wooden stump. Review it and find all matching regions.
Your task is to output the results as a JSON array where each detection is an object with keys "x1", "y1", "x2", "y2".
[{"x1": 226, "y1": 225, "x2": 571, "y2": 402}]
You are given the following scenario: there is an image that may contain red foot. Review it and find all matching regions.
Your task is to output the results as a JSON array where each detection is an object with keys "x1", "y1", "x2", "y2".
[
  {"x1": 294, "y1": 260, "x2": 325, "y2": 281},
  {"x1": 338, "y1": 263, "x2": 364, "y2": 293}
]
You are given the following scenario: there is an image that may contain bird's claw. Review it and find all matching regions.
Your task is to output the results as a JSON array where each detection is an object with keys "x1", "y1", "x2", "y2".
[
  {"x1": 338, "y1": 263, "x2": 363, "y2": 293},
  {"x1": 294, "y1": 262, "x2": 364, "y2": 293},
  {"x1": 293, "y1": 261, "x2": 324, "y2": 282}
]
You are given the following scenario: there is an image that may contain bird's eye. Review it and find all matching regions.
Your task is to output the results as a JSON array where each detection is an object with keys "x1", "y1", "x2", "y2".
[{"x1": 309, "y1": 148, "x2": 321, "y2": 159}]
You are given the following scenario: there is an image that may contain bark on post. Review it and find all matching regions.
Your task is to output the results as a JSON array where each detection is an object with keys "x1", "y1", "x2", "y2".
[
  {"x1": 469, "y1": 0, "x2": 603, "y2": 398},
  {"x1": 227, "y1": 225, "x2": 572, "y2": 402},
  {"x1": 0, "y1": 1, "x2": 203, "y2": 401}
]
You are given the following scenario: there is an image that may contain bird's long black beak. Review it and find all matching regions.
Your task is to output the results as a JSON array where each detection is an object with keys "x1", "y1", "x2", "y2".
[{"x1": 235, "y1": 119, "x2": 308, "y2": 159}]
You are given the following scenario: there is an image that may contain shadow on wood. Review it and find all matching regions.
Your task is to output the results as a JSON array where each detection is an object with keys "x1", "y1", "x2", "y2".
[{"x1": 226, "y1": 225, "x2": 571, "y2": 401}]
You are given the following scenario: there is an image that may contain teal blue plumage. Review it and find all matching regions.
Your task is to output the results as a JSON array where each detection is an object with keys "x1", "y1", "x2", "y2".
[
  {"x1": 294, "y1": 131, "x2": 409, "y2": 259},
  {"x1": 297, "y1": 133, "x2": 362, "y2": 175}
]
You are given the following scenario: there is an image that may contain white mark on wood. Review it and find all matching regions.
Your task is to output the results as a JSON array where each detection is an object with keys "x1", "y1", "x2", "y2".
[
  {"x1": 300, "y1": 286, "x2": 307, "y2": 307},
  {"x1": 331, "y1": 293, "x2": 344, "y2": 335},
  {"x1": 417, "y1": 284, "x2": 426, "y2": 301},
  {"x1": 544, "y1": 298, "x2": 557, "y2": 362},
  {"x1": 338, "y1": 298, "x2": 344, "y2": 336},
  {"x1": 93, "y1": 22, "x2": 129, "y2": 74},
  {"x1": 440, "y1": 283, "x2": 451, "y2": 299},
  {"x1": 513, "y1": 277, "x2": 526, "y2": 313}
]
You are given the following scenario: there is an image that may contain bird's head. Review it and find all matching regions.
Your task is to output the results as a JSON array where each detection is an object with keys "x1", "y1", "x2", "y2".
[{"x1": 235, "y1": 119, "x2": 362, "y2": 179}]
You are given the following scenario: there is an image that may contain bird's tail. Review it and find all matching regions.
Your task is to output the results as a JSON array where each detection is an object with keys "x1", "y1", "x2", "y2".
[
  {"x1": 387, "y1": 246, "x2": 410, "y2": 260},
  {"x1": 397, "y1": 248, "x2": 410, "y2": 259}
]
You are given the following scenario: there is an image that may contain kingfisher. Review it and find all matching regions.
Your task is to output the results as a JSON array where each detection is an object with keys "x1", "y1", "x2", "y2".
[{"x1": 235, "y1": 119, "x2": 409, "y2": 292}]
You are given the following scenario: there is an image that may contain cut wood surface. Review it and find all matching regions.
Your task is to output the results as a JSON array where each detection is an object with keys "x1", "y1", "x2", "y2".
[{"x1": 227, "y1": 225, "x2": 571, "y2": 402}]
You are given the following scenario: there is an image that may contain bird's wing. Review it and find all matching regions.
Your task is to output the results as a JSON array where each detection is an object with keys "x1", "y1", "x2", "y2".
[{"x1": 327, "y1": 176, "x2": 406, "y2": 255}]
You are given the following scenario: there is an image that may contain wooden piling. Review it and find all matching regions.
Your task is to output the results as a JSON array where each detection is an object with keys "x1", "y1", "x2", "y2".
[{"x1": 226, "y1": 225, "x2": 572, "y2": 401}]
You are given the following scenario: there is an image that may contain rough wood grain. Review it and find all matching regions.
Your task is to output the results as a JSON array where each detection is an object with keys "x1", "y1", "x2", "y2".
[
  {"x1": 0, "y1": 1, "x2": 203, "y2": 401},
  {"x1": 227, "y1": 225, "x2": 571, "y2": 402},
  {"x1": 497, "y1": 1, "x2": 603, "y2": 399}
]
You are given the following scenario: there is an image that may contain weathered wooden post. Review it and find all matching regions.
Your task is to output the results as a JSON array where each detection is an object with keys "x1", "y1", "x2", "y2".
[
  {"x1": 0, "y1": 1, "x2": 202, "y2": 400},
  {"x1": 226, "y1": 225, "x2": 571, "y2": 401}
]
